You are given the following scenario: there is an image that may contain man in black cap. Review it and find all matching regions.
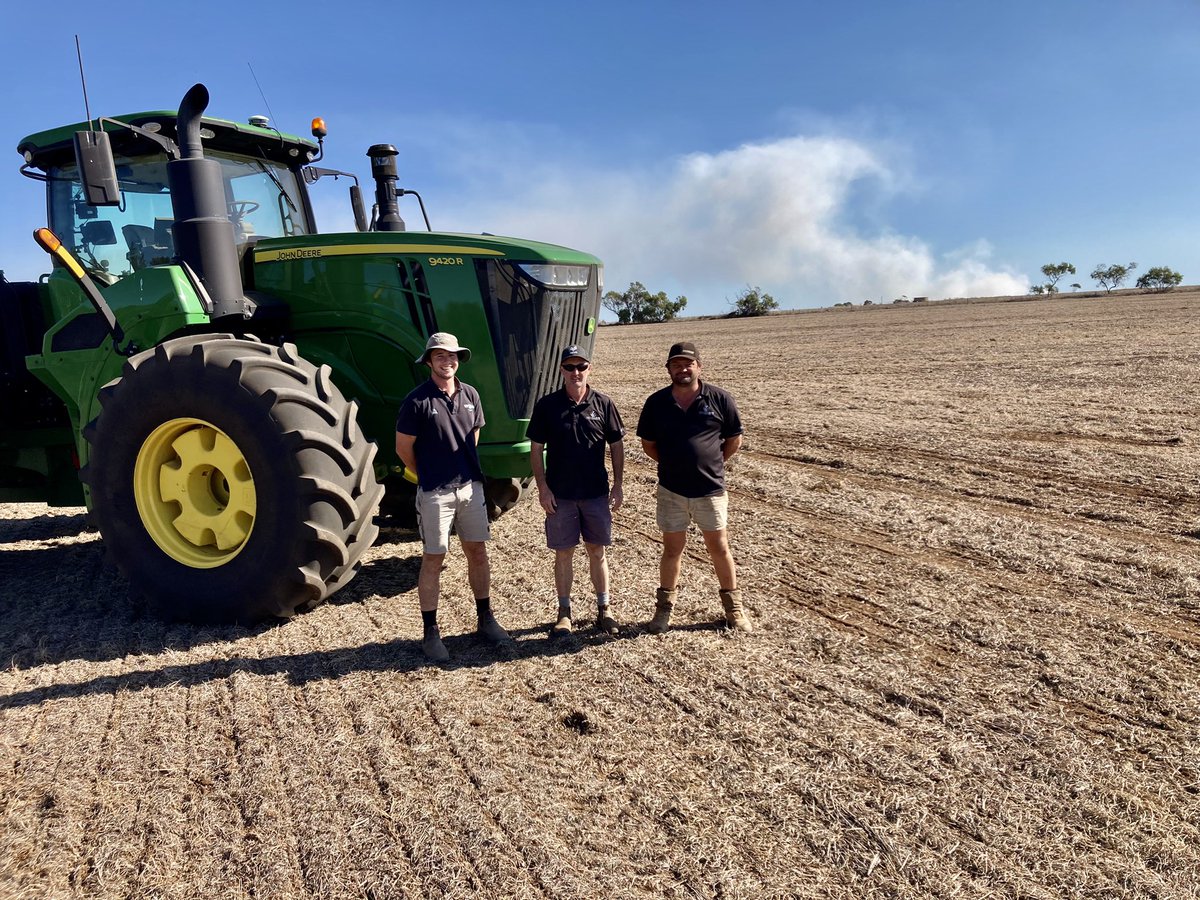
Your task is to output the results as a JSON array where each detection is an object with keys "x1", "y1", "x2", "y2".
[
  {"x1": 636, "y1": 341, "x2": 750, "y2": 634},
  {"x1": 396, "y1": 332, "x2": 511, "y2": 662},
  {"x1": 527, "y1": 344, "x2": 626, "y2": 636}
]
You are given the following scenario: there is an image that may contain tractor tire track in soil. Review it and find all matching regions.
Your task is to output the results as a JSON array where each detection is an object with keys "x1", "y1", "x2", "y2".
[{"x1": 3, "y1": 292, "x2": 1200, "y2": 898}]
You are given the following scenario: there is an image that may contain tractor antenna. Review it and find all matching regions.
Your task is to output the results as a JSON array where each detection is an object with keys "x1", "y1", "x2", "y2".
[
  {"x1": 75, "y1": 35, "x2": 96, "y2": 130},
  {"x1": 247, "y1": 62, "x2": 278, "y2": 126}
]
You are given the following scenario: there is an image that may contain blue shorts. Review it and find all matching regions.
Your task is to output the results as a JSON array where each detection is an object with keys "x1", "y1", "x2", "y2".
[{"x1": 544, "y1": 495, "x2": 612, "y2": 550}]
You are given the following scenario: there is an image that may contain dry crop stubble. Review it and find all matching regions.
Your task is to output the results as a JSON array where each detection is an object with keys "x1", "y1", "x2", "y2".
[{"x1": 1, "y1": 291, "x2": 1199, "y2": 898}]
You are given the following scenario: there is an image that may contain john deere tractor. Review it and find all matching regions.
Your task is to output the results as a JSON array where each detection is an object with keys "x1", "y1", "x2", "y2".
[{"x1": 0, "y1": 83, "x2": 601, "y2": 623}]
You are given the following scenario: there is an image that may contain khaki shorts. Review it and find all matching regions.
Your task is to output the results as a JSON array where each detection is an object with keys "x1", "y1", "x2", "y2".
[
  {"x1": 656, "y1": 485, "x2": 728, "y2": 533},
  {"x1": 416, "y1": 480, "x2": 490, "y2": 554}
]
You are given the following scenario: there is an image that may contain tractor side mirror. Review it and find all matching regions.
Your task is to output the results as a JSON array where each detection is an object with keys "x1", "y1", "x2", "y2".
[
  {"x1": 303, "y1": 165, "x2": 370, "y2": 232},
  {"x1": 80, "y1": 219, "x2": 117, "y2": 246},
  {"x1": 350, "y1": 184, "x2": 367, "y2": 232},
  {"x1": 73, "y1": 131, "x2": 121, "y2": 206}
]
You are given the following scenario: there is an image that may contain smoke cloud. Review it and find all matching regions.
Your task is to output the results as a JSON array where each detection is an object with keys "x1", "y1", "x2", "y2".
[{"x1": 334, "y1": 127, "x2": 1028, "y2": 313}]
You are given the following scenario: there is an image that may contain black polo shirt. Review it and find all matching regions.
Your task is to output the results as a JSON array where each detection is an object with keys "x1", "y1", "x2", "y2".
[
  {"x1": 636, "y1": 381, "x2": 743, "y2": 498},
  {"x1": 526, "y1": 387, "x2": 624, "y2": 500},
  {"x1": 395, "y1": 378, "x2": 486, "y2": 491}
]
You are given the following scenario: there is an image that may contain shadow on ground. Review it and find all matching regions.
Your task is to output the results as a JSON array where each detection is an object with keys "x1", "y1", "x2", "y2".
[
  {"x1": 0, "y1": 511, "x2": 727, "y2": 702},
  {"x1": 0, "y1": 615, "x2": 672, "y2": 711},
  {"x1": 0, "y1": 510, "x2": 91, "y2": 543},
  {"x1": 0, "y1": 531, "x2": 424, "y2": 669}
]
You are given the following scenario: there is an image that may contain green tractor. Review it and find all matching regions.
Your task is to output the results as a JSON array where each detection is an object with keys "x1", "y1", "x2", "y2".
[{"x1": 0, "y1": 83, "x2": 601, "y2": 623}]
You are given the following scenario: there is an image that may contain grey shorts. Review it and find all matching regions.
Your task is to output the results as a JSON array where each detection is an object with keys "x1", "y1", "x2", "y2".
[
  {"x1": 656, "y1": 485, "x2": 728, "y2": 533},
  {"x1": 544, "y1": 495, "x2": 612, "y2": 549},
  {"x1": 416, "y1": 480, "x2": 490, "y2": 554}
]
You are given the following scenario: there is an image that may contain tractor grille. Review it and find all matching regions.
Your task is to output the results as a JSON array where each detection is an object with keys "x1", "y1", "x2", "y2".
[{"x1": 476, "y1": 260, "x2": 599, "y2": 419}]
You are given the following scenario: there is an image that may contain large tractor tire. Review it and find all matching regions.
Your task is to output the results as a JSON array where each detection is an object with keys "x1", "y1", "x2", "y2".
[{"x1": 81, "y1": 334, "x2": 383, "y2": 623}]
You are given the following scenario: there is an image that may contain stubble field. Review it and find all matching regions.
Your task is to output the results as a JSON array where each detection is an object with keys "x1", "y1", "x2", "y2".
[{"x1": 1, "y1": 291, "x2": 1198, "y2": 899}]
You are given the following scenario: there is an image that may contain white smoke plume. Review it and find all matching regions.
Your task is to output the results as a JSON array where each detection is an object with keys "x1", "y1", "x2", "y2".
[{"x1": 328, "y1": 127, "x2": 1027, "y2": 312}]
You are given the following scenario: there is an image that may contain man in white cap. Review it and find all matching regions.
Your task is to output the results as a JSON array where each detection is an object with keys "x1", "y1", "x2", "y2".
[
  {"x1": 396, "y1": 332, "x2": 511, "y2": 661},
  {"x1": 527, "y1": 344, "x2": 626, "y2": 637}
]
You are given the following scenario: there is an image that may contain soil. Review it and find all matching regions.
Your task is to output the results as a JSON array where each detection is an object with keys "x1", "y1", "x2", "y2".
[{"x1": 1, "y1": 290, "x2": 1198, "y2": 898}]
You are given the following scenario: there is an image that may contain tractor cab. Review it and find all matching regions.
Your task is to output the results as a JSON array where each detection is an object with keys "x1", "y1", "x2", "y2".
[{"x1": 19, "y1": 111, "x2": 319, "y2": 284}]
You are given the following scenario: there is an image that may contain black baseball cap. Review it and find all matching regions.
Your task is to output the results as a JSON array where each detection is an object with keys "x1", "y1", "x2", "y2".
[
  {"x1": 560, "y1": 345, "x2": 591, "y2": 363},
  {"x1": 666, "y1": 341, "x2": 699, "y2": 364}
]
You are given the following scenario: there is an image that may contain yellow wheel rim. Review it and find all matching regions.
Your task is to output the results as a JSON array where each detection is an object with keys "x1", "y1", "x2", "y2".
[{"x1": 133, "y1": 417, "x2": 256, "y2": 568}]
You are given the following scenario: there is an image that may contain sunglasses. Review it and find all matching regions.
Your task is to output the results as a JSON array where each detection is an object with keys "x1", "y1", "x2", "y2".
[{"x1": 561, "y1": 363, "x2": 590, "y2": 372}]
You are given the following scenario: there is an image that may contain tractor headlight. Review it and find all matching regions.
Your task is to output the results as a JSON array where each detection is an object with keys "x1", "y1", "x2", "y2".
[{"x1": 515, "y1": 263, "x2": 590, "y2": 288}]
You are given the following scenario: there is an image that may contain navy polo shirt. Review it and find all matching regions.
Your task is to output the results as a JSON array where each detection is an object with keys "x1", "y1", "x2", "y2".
[
  {"x1": 395, "y1": 378, "x2": 486, "y2": 491},
  {"x1": 526, "y1": 387, "x2": 625, "y2": 500},
  {"x1": 636, "y1": 381, "x2": 743, "y2": 498}
]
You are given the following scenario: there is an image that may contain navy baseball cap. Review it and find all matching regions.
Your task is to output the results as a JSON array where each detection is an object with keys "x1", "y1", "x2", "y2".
[{"x1": 560, "y1": 345, "x2": 591, "y2": 363}]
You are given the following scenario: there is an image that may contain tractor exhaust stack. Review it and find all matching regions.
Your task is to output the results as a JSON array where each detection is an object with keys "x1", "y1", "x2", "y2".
[
  {"x1": 367, "y1": 144, "x2": 406, "y2": 232},
  {"x1": 168, "y1": 84, "x2": 251, "y2": 318}
]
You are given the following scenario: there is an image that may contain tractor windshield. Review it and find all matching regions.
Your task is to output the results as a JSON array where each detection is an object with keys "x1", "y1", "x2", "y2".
[{"x1": 46, "y1": 150, "x2": 310, "y2": 280}]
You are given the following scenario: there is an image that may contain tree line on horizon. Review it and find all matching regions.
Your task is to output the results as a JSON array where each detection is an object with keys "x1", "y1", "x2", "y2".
[
  {"x1": 601, "y1": 260, "x2": 1185, "y2": 324},
  {"x1": 1031, "y1": 262, "x2": 1183, "y2": 295},
  {"x1": 602, "y1": 283, "x2": 779, "y2": 323}
]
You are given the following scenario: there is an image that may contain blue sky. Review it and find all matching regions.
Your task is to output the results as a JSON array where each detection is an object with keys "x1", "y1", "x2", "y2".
[{"x1": 1, "y1": 0, "x2": 1197, "y2": 315}]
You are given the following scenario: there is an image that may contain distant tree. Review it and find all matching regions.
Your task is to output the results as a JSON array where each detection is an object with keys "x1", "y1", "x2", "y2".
[
  {"x1": 1029, "y1": 285, "x2": 1047, "y2": 295},
  {"x1": 601, "y1": 284, "x2": 638, "y2": 323},
  {"x1": 1038, "y1": 262, "x2": 1075, "y2": 294},
  {"x1": 1069, "y1": 283, "x2": 1082, "y2": 291},
  {"x1": 1135, "y1": 266, "x2": 1183, "y2": 292},
  {"x1": 602, "y1": 281, "x2": 687, "y2": 324},
  {"x1": 1090, "y1": 262, "x2": 1137, "y2": 293},
  {"x1": 728, "y1": 285, "x2": 780, "y2": 317}
]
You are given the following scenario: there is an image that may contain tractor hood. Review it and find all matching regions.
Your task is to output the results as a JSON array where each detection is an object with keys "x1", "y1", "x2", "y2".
[{"x1": 250, "y1": 231, "x2": 602, "y2": 266}]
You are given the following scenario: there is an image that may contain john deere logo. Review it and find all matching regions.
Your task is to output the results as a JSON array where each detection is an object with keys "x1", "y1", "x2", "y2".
[{"x1": 277, "y1": 248, "x2": 323, "y2": 261}]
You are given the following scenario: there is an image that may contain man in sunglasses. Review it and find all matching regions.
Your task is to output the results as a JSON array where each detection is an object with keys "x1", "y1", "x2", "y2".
[
  {"x1": 527, "y1": 345, "x2": 626, "y2": 637},
  {"x1": 636, "y1": 341, "x2": 750, "y2": 634}
]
